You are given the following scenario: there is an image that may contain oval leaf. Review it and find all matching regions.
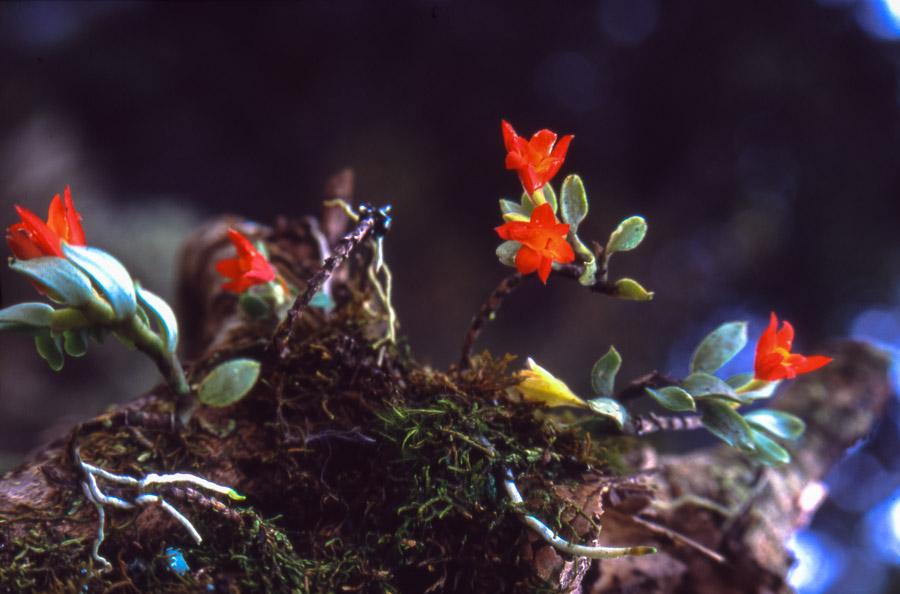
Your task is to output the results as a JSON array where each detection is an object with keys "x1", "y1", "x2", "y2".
[
  {"x1": 63, "y1": 329, "x2": 88, "y2": 357},
  {"x1": 645, "y1": 386, "x2": 696, "y2": 412},
  {"x1": 606, "y1": 216, "x2": 647, "y2": 254},
  {"x1": 748, "y1": 429, "x2": 791, "y2": 466},
  {"x1": 698, "y1": 400, "x2": 756, "y2": 452},
  {"x1": 10, "y1": 257, "x2": 96, "y2": 307},
  {"x1": 690, "y1": 321, "x2": 748, "y2": 374},
  {"x1": 34, "y1": 330, "x2": 64, "y2": 371},
  {"x1": 0, "y1": 302, "x2": 55, "y2": 330},
  {"x1": 586, "y1": 397, "x2": 628, "y2": 430},
  {"x1": 541, "y1": 182, "x2": 558, "y2": 214},
  {"x1": 496, "y1": 240, "x2": 520, "y2": 268},
  {"x1": 198, "y1": 358, "x2": 261, "y2": 408},
  {"x1": 590, "y1": 346, "x2": 622, "y2": 397},
  {"x1": 725, "y1": 372, "x2": 753, "y2": 389},
  {"x1": 136, "y1": 285, "x2": 179, "y2": 354},
  {"x1": 559, "y1": 175, "x2": 588, "y2": 230},
  {"x1": 500, "y1": 199, "x2": 530, "y2": 222},
  {"x1": 613, "y1": 278, "x2": 654, "y2": 301},
  {"x1": 744, "y1": 409, "x2": 806, "y2": 441},
  {"x1": 682, "y1": 372, "x2": 737, "y2": 398},
  {"x1": 62, "y1": 243, "x2": 136, "y2": 320}
]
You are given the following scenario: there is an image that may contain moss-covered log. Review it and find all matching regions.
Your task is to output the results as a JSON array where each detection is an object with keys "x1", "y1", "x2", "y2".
[{"x1": 0, "y1": 181, "x2": 892, "y2": 593}]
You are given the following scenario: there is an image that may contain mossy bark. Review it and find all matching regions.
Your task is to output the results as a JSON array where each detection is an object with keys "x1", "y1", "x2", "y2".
[{"x1": 0, "y1": 182, "x2": 892, "y2": 593}]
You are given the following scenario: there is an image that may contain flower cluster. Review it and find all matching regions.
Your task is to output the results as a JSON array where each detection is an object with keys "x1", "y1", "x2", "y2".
[{"x1": 493, "y1": 121, "x2": 832, "y2": 467}]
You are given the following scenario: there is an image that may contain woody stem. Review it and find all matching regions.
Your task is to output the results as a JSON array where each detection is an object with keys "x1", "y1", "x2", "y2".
[
  {"x1": 270, "y1": 213, "x2": 377, "y2": 359},
  {"x1": 629, "y1": 412, "x2": 704, "y2": 436},
  {"x1": 459, "y1": 272, "x2": 524, "y2": 370}
]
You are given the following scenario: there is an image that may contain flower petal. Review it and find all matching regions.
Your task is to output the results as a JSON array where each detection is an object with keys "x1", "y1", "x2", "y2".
[
  {"x1": 528, "y1": 129, "x2": 558, "y2": 158},
  {"x1": 215, "y1": 257, "x2": 243, "y2": 279},
  {"x1": 514, "y1": 245, "x2": 541, "y2": 275},
  {"x1": 530, "y1": 203, "x2": 557, "y2": 227},
  {"x1": 6, "y1": 224, "x2": 43, "y2": 260},
  {"x1": 47, "y1": 194, "x2": 67, "y2": 237},
  {"x1": 550, "y1": 134, "x2": 574, "y2": 162},
  {"x1": 546, "y1": 235, "x2": 575, "y2": 263},
  {"x1": 63, "y1": 186, "x2": 86, "y2": 245},
  {"x1": 505, "y1": 151, "x2": 527, "y2": 170},
  {"x1": 501, "y1": 120, "x2": 519, "y2": 154},
  {"x1": 518, "y1": 166, "x2": 543, "y2": 195},
  {"x1": 755, "y1": 351, "x2": 786, "y2": 382},
  {"x1": 537, "y1": 256, "x2": 552, "y2": 284},
  {"x1": 495, "y1": 220, "x2": 529, "y2": 241},
  {"x1": 795, "y1": 355, "x2": 832, "y2": 374},
  {"x1": 14, "y1": 205, "x2": 62, "y2": 257},
  {"x1": 776, "y1": 319, "x2": 794, "y2": 350}
]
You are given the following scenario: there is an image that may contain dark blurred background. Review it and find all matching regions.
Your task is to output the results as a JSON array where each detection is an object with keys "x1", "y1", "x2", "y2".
[{"x1": 1, "y1": 1, "x2": 899, "y2": 591}]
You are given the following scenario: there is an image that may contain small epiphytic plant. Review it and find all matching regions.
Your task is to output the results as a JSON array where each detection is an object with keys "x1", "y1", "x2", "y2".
[
  {"x1": 0, "y1": 188, "x2": 260, "y2": 570},
  {"x1": 461, "y1": 120, "x2": 834, "y2": 561}
]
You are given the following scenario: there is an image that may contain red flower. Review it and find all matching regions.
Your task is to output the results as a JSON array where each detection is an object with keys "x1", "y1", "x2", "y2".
[
  {"x1": 6, "y1": 186, "x2": 86, "y2": 259},
  {"x1": 753, "y1": 312, "x2": 832, "y2": 381},
  {"x1": 495, "y1": 203, "x2": 575, "y2": 284},
  {"x1": 215, "y1": 229, "x2": 277, "y2": 293},
  {"x1": 501, "y1": 120, "x2": 573, "y2": 196}
]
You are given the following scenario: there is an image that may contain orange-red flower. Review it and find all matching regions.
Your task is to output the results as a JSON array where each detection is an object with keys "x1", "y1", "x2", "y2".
[
  {"x1": 753, "y1": 312, "x2": 832, "y2": 381},
  {"x1": 501, "y1": 120, "x2": 573, "y2": 196},
  {"x1": 495, "y1": 203, "x2": 575, "y2": 284},
  {"x1": 215, "y1": 229, "x2": 277, "y2": 293},
  {"x1": 6, "y1": 186, "x2": 86, "y2": 259}
]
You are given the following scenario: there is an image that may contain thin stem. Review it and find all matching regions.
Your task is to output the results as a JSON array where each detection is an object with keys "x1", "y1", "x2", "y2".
[
  {"x1": 271, "y1": 213, "x2": 377, "y2": 359},
  {"x1": 459, "y1": 273, "x2": 524, "y2": 369},
  {"x1": 119, "y1": 315, "x2": 190, "y2": 396}
]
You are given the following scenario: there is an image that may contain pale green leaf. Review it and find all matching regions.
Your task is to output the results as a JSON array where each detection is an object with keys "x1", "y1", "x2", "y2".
[
  {"x1": 62, "y1": 243, "x2": 136, "y2": 321},
  {"x1": 590, "y1": 346, "x2": 621, "y2": 397},
  {"x1": 0, "y1": 302, "x2": 55, "y2": 331},
  {"x1": 682, "y1": 372, "x2": 737, "y2": 398},
  {"x1": 606, "y1": 216, "x2": 647, "y2": 254},
  {"x1": 34, "y1": 330, "x2": 64, "y2": 371},
  {"x1": 586, "y1": 397, "x2": 628, "y2": 430},
  {"x1": 541, "y1": 183, "x2": 558, "y2": 214},
  {"x1": 748, "y1": 429, "x2": 791, "y2": 466},
  {"x1": 690, "y1": 321, "x2": 748, "y2": 374},
  {"x1": 725, "y1": 372, "x2": 754, "y2": 389},
  {"x1": 500, "y1": 199, "x2": 530, "y2": 221},
  {"x1": 63, "y1": 330, "x2": 88, "y2": 357},
  {"x1": 559, "y1": 175, "x2": 588, "y2": 230},
  {"x1": 198, "y1": 358, "x2": 261, "y2": 408},
  {"x1": 744, "y1": 409, "x2": 806, "y2": 441},
  {"x1": 136, "y1": 285, "x2": 179, "y2": 354},
  {"x1": 645, "y1": 386, "x2": 696, "y2": 412},
  {"x1": 496, "y1": 240, "x2": 520, "y2": 268},
  {"x1": 698, "y1": 400, "x2": 756, "y2": 452},
  {"x1": 10, "y1": 257, "x2": 95, "y2": 307},
  {"x1": 613, "y1": 278, "x2": 654, "y2": 301}
]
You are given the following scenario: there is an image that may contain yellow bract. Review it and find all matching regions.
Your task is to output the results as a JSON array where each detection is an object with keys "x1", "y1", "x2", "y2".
[{"x1": 517, "y1": 358, "x2": 589, "y2": 409}]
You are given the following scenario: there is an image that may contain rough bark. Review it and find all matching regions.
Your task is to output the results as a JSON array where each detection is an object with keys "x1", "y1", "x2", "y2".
[{"x1": 0, "y1": 182, "x2": 891, "y2": 593}]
